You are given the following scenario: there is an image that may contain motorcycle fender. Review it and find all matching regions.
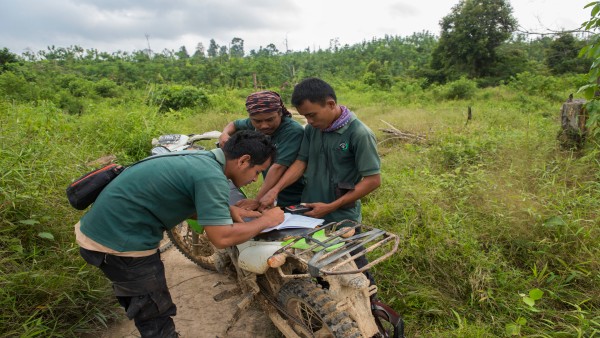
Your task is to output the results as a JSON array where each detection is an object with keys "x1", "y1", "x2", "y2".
[{"x1": 236, "y1": 241, "x2": 283, "y2": 274}]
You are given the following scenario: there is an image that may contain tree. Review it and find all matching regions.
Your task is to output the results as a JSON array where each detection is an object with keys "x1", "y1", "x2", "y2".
[
  {"x1": 207, "y1": 39, "x2": 219, "y2": 58},
  {"x1": 175, "y1": 46, "x2": 190, "y2": 60},
  {"x1": 546, "y1": 34, "x2": 590, "y2": 75},
  {"x1": 230, "y1": 37, "x2": 244, "y2": 58},
  {"x1": 218, "y1": 46, "x2": 228, "y2": 58},
  {"x1": 193, "y1": 43, "x2": 205, "y2": 58},
  {"x1": 0, "y1": 47, "x2": 18, "y2": 71},
  {"x1": 431, "y1": 0, "x2": 517, "y2": 80}
]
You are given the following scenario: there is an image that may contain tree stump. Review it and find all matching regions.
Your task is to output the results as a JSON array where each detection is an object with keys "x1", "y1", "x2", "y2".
[{"x1": 558, "y1": 98, "x2": 587, "y2": 149}]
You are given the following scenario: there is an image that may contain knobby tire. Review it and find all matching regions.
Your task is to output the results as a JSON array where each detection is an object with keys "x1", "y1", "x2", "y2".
[
  {"x1": 277, "y1": 279, "x2": 363, "y2": 338},
  {"x1": 166, "y1": 221, "x2": 218, "y2": 271}
]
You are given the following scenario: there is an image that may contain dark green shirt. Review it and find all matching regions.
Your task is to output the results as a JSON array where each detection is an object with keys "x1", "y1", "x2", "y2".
[
  {"x1": 233, "y1": 116, "x2": 304, "y2": 207},
  {"x1": 297, "y1": 112, "x2": 381, "y2": 223},
  {"x1": 80, "y1": 149, "x2": 232, "y2": 252}
]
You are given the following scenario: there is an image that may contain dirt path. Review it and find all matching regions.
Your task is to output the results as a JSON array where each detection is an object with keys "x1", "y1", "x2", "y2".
[{"x1": 96, "y1": 247, "x2": 281, "y2": 338}]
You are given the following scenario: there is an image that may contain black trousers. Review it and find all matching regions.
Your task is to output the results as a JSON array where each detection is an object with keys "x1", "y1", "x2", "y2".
[{"x1": 80, "y1": 248, "x2": 178, "y2": 338}]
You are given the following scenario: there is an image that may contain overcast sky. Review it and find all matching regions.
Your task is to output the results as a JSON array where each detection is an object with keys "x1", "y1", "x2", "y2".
[{"x1": 0, "y1": 0, "x2": 592, "y2": 56}]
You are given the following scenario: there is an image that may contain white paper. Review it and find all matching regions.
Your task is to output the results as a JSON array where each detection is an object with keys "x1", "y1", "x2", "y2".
[{"x1": 261, "y1": 213, "x2": 324, "y2": 233}]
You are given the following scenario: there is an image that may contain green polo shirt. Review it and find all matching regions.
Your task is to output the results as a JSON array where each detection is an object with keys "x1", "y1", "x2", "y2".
[
  {"x1": 233, "y1": 116, "x2": 304, "y2": 207},
  {"x1": 297, "y1": 113, "x2": 381, "y2": 223},
  {"x1": 80, "y1": 149, "x2": 232, "y2": 252}
]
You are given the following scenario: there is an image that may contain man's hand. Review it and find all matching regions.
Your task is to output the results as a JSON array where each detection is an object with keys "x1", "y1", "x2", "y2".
[
  {"x1": 259, "y1": 207, "x2": 285, "y2": 227},
  {"x1": 235, "y1": 198, "x2": 260, "y2": 211},
  {"x1": 258, "y1": 189, "x2": 278, "y2": 211},
  {"x1": 229, "y1": 205, "x2": 261, "y2": 223},
  {"x1": 303, "y1": 202, "x2": 335, "y2": 219},
  {"x1": 218, "y1": 133, "x2": 230, "y2": 148}
]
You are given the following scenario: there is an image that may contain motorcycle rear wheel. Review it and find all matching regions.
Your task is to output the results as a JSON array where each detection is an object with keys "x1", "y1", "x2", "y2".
[
  {"x1": 167, "y1": 221, "x2": 218, "y2": 271},
  {"x1": 277, "y1": 279, "x2": 362, "y2": 338},
  {"x1": 158, "y1": 232, "x2": 173, "y2": 253}
]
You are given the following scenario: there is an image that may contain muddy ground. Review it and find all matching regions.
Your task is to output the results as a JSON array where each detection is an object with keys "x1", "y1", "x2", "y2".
[{"x1": 94, "y1": 247, "x2": 282, "y2": 338}]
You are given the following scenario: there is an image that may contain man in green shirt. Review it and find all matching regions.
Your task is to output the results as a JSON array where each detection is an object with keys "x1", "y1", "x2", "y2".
[
  {"x1": 76, "y1": 131, "x2": 283, "y2": 338},
  {"x1": 259, "y1": 78, "x2": 381, "y2": 285},
  {"x1": 219, "y1": 90, "x2": 304, "y2": 209}
]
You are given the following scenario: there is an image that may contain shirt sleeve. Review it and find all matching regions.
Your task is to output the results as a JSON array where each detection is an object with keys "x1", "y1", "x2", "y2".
[
  {"x1": 232, "y1": 118, "x2": 253, "y2": 131},
  {"x1": 274, "y1": 122, "x2": 304, "y2": 167},
  {"x1": 193, "y1": 176, "x2": 233, "y2": 225},
  {"x1": 296, "y1": 126, "x2": 312, "y2": 162},
  {"x1": 352, "y1": 125, "x2": 381, "y2": 177}
]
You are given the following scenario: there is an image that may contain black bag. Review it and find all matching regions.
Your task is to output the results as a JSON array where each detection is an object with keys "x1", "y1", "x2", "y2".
[{"x1": 66, "y1": 163, "x2": 125, "y2": 210}]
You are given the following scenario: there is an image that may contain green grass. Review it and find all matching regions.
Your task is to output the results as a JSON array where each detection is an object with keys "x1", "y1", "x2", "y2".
[{"x1": 1, "y1": 82, "x2": 599, "y2": 337}]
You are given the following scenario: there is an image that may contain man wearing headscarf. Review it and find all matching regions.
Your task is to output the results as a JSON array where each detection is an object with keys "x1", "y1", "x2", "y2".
[{"x1": 219, "y1": 90, "x2": 305, "y2": 209}]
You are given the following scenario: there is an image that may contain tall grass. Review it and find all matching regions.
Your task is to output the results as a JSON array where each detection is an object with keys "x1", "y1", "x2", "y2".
[
  {"x1": 358, "y1": 83, "x2": 600, "y2": 337},
  {"x1": 1, "y1": 79, "x2": 599, "y2": 337}
]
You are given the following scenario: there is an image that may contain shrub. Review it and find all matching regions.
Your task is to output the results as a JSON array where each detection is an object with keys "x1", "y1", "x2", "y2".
[
  {"x1": 56, "y1": 74, "x2": 93, "y2": 98},
  {"x1": 441, "y1": 76, "x2": 478, "y2": 100},
  {"x1": 94, "y1": 78, "x2": 120, "y2": 98},
  {"x1": 0, "y1": 71, "x2": 35, "y2": 101},
  {"x1": 57, "y1": 91, "x2": 84, "y2": 115},
  {"x1": 147, "y1": 84, "x2": 209, "y2": 113},
  {"x1": 506, "y1": 71, "x2": 564, "y2": 101}
]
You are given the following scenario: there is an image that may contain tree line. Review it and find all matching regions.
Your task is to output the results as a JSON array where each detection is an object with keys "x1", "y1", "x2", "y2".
[{"x1": 0, "y1": 0, "x2": 591, "y2": 106}]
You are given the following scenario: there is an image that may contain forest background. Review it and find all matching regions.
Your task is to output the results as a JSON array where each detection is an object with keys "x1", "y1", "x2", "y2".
[{"x1": 1, "y1": 0, "x2": 599, "y2": 337}]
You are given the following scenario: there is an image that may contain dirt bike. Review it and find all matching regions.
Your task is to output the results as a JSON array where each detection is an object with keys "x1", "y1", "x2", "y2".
[{"x1": 157, "y1": 132, "x2": 405, "y2": 338}]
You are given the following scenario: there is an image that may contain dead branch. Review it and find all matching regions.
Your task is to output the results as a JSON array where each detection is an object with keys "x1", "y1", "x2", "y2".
[{"x1": 379, "y1": 120, "x2": 426, "y2": 144}]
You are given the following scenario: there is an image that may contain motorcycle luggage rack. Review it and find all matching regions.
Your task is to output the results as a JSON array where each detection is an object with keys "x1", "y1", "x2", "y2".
[{"x1": 272, "y1": 220, "x2": 399, "y2": 278}]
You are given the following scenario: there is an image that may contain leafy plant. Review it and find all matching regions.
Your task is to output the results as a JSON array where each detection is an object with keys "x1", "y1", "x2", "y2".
[
  {"x1": 578, "y1": 1, "x2": 600, "y2": 143},
  {"x1": 147, "y1": 84, "x2": 209, "y2": 113}
]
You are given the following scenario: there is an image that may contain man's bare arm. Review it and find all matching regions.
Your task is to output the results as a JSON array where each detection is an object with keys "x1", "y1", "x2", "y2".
[
  {"x1": 255, "y1": 163, "x2": 288, "y2": 201},
  {"x1": 218, "y1": 122, "x2": 237, "y2": 148},
  {"x1": 258, "y1": 160, "x2": 307, "y2": 209},
  {"x1": 204, "y1": 207, "x2": 284, "y2": 249}
]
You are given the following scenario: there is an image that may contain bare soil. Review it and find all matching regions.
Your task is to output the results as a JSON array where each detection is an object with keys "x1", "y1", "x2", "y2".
[{"x1": 94, "y1": 247, "x2": 281, "y2": 338}]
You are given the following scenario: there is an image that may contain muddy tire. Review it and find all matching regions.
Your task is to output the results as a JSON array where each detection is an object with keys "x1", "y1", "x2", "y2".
[
  {"x1": 277, "y1": 279, "x2": 362, "y2": 338},
  {"x1": 167, "y1": 221, "x2": 218, "y2": 271},
  {"x1": 158, "y1": 232, "x2": 173, "y2": 253}
]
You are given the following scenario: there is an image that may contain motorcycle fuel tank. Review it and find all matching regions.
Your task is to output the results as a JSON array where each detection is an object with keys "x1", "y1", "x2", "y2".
[{"x1": 236, "y1": 240, "x2": 282, "y2": 274}]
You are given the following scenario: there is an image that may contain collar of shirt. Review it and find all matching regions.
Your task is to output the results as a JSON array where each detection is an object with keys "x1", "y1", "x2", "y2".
[{"x1": 210, "y1": 148, "x2": 226, "y2": 171}]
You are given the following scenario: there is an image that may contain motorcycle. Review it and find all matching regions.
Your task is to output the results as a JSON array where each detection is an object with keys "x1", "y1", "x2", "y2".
[{"x1": 154, "y1": 132, "x2": 405, "y2": 338}]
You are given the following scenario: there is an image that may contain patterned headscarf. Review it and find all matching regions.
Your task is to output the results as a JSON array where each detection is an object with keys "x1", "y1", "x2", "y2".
[{"x1": 245, "y1": 91, "x2": 292, "y2": 117}]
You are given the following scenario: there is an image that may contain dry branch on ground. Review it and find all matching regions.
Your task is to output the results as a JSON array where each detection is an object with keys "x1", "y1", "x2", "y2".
[{"x1": 379, "y1": 120, "x2": 426, "y2": 144}]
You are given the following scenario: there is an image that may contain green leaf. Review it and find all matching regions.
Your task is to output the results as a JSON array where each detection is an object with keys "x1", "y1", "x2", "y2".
[
  {"x1": 516, "y1": 317, "x2": 527, "y2": 326},
  {"x1": 543, "y1": 216, "x2": 566, "y2": 227},
  {"x1": 592, "y1": 4, "x2": 600, "y2": 17},
  {"x1": 529, "y1": 288, "x2": 544, "y2": 301},
  {"x1": 38, "y1": 232, "x2": 55, "y2": 240},
  {"x1": 19, "y1": 219, "x2": 40, "y2": 225},
  {"x1": 522, "y1": 296, "x2": 535, "y2": 307},
  {"x1": 505, "y1": 323, "x2": 520, "y2": 336},
  {"x1": 584, "y1": 86, "x2": 596, "y2": 100}
]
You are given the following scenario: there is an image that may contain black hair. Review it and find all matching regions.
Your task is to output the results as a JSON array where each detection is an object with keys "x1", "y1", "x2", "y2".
[
  {"x1": 222, "y1": 130, "x2": 276, "y2": 166},
  {"x1": 291, "y1": 77, "x2": 337, "y2": 107}
]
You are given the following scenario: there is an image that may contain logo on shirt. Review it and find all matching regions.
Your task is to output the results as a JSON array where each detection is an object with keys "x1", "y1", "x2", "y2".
[{"x1": 338, "y1": 142, "x2": 349, "y2": 151}]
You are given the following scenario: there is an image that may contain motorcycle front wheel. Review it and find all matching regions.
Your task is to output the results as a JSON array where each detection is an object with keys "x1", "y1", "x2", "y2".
[
  {"x1": 277, "y1": 279, "x2": 362, "y2": 338},
  {"x1": 167, "y1": 221, "x2": 218, "y2": 271}
]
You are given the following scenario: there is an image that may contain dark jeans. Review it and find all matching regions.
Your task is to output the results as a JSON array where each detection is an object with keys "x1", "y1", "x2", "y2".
[{"x1": 80, "y1": 248, "x2": 178, "y2": 338}]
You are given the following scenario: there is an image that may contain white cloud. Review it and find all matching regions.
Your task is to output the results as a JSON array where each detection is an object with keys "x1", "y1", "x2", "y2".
[{"x1": 0, "y1": 0, "x2": 592, "y2": 55}]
